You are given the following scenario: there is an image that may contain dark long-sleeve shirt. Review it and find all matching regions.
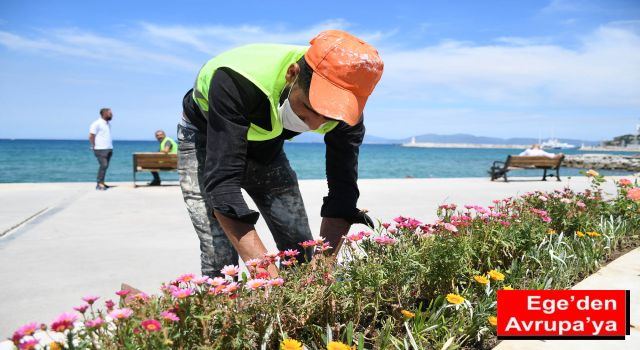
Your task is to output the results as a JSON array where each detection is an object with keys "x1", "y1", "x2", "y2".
[{"x1": 182, "y1": 68, "x2": 364, "y2": 225}]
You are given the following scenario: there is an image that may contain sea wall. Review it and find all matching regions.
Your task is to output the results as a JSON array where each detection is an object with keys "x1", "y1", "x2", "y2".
[{"x1": 564, "y1": 154, "x2": 640, "y2": 171}]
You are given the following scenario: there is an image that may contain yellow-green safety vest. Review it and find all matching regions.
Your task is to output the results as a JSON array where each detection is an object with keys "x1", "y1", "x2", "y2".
[
  {"x1": 160, "y1": 137, "x2": 177, "y2": 154},
  {"x1": 192, "y1": 44, "x2": 338, "y2": 141}
]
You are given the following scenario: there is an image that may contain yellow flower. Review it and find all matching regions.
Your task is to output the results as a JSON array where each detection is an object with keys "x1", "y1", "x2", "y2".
[
  {"x1": 547, "y1": 229, "x2": 557, "y2": 235},
  {"x1": 502, "y1": 286, "x2": 514, "y2": 290},
  {"x1": 446, "y1": 293, "x2": 465, "y2": 304},
  {"x1": 50, "y1": 343, "x2": 63, "y2": 350},
  {"x1": 488, "y1": 270, "x2": 505, "y2": 281},
  {"x1": 488, "y1": 316, "x2": 498, "y2": 326},
  {"x1": 327, "y1": 341, "x2": 351, "y2": 350},
  {"x1": 401, "y1": 309, "x2": 416, "y2": 319},
  {"x1": 281, "y1": 338, "x2": 303, "y2": 350},
  {"x1": 586, "y1": 231, "x2": 601, "y2": 237},
  {"x1": 586, "y1": 169, "x2": 599, "y2": 177},
  {"x1": 576, "y1": 231, "x2": 585, "y2": 237},
  {"x1": 473, "y1": 275, "x2": 489, "y2": 285}
]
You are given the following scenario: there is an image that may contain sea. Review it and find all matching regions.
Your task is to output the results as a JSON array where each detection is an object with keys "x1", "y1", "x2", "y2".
[{"x1": 0, "y1": 139, "x2": 634, "y2": 183}]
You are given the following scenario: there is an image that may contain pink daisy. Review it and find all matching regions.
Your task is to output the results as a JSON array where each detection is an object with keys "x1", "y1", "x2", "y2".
[
  {"x1": 223, "y1": 282, "x2": 240, "y2": 294},
  {"x1": 171, "y1": 287, "x2": 194, "y2": 299},
  {"x1": 115, "y1": 289, "x2": 130, "y2": 297},
  {"x1": 443, "y1": 223, "x2": 458, "y2": 232},
  {"x1": 192, "y1": 276, "x2": 210, "y2": 285},
  {"x1": 373, "y1": 236, "x2": 397, "y2": 245},
  {"x1": 141, "y1": 319, "x2": 162, "y2": 332},
  {"x1": 245, "y1": 258, "x2": 262, "y2": 268},
  {"x1": 50, "y1": 312, "x2": 78, "y2": 332},
  {"x1": 84, "y1": 318, "x2": 104, "y2": 329},
  {"x1": 283, "y1": 249, "x2": 300, "y2": 257},
  {"x1": 346, "y1": 232, "x2": 364, "y2": 242},
  {"x1": 176, "y1": 273, "x2": 195, "y2": 283},
  {"x1": 209, "y1": 277, "x2": 226, "y2": 287},
  {"x1": 220, "y1": 265, "x2": 240, "y2": 277},
  {"x1": 160, "y1": 311, "x2": 180, "y2": 322},
  {"x1": 281, "y1": 259, "x2": 297, "y2": 267},
  {"x1": 11, "y1": 322, "x2": 39, "y2": 343},
  {"x1": 245, "y1": 278, "x2": 267, "y2": 290},
  {"x1": 81, "y1": 295, "x2": 100, "y2": 305},
  {"x1": 73, "y1": 304, "x2": 89, "y2": 313},
  {"x1": 300, "y1": 240, "x2": 317, "y2": 248},
  {"x1": 109, "y1": 308, "x2": 134, "y2": 320},
  {"x1": 268, "y1": 278, "x2": 285, "y2": 287}
]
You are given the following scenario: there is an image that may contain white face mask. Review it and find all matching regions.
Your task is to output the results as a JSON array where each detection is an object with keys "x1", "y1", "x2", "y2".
[{"x1": 279, "y1": 78, "x2": 311, "y2": 133}]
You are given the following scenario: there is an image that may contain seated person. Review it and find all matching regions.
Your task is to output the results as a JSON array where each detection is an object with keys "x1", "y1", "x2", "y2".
[
  {"x1": 149, "y1": 130, "x2": 177, "y2": 186},
  {"x1": 519, "y1": 144, "x2": 559, "y2": 158}
]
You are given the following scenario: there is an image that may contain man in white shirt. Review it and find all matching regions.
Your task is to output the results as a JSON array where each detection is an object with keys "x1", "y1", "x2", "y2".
[
  {"x1": 519, "y1": 144, "x2": 559, "y2": 158},
  {"x1": 89, "y1": 108, "x2": 113, "y2": 190}
]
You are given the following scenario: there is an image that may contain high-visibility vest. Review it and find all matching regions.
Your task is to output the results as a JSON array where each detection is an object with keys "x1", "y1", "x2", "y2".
[
  {"x1": 193, "y1": 44, "x2": 338, "y2": 141},
  {"x1": 160, "y1": 137, "x2": 177, "y2": 154}
]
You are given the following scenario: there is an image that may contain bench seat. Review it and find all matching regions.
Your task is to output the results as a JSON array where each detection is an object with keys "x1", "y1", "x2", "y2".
[{"x1": 489, "y1": 155, "x2": 564, "y2": 182}]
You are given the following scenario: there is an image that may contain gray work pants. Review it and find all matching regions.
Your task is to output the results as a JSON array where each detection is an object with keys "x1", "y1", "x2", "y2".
[{"x1": 177, "y1": 121, "x2": 313, "y2": 277}]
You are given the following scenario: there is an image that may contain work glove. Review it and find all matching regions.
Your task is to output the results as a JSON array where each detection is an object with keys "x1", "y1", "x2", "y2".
[{"x1": 350, "y1": 208, "x2": 374, "y2": 228}]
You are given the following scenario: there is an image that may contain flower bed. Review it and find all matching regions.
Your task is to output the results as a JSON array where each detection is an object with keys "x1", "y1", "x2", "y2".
[{"x1": 10, "y1": 174, "x2": 640, "y2": 350}]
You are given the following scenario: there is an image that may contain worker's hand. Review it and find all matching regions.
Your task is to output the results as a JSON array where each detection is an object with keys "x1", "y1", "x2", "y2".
[
  {"x1": 350, "y1": 208, "x2": 374, "y2": 228},
  {"x1": 320, "y1": 217, "x2": 351, "y2": 256}
]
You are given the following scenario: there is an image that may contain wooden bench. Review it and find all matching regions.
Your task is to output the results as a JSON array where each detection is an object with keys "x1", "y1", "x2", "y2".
[
  {"x1": 489, "y1": 155, "x2": 565, "y2": 182},
  {"x1": 132, "y1": 152, "x2": 177, "y2": 187}
]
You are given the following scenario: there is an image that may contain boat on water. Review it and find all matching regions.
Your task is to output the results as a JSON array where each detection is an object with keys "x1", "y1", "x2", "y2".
[{"x1": 541, "y1": 138, "x2": 576, "y2": 149}]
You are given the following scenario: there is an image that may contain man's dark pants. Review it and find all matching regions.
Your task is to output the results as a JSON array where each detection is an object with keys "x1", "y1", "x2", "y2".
[
  {"x1": 177, "y1": 121, "x2": 313, "y2": 277},
  {"x1": 93, "y1": 149, "x2": 112, "y2": 184}
]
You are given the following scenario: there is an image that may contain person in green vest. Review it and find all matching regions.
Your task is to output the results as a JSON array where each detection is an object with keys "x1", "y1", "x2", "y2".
[
  {"x1": 149, "y1": 129, "x2": 177, "y2": 186},
  {"x1": 178, "y1": 30, "x2": 384, "y2": 277}
]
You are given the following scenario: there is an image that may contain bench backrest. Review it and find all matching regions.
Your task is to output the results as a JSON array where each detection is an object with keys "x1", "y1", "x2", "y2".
[
  {"x1": 133, "y1": 153, "x2": 177, "y2": 170},
  {"x1": 506, "y1": 155, "x2": 564, "y2": 168}
]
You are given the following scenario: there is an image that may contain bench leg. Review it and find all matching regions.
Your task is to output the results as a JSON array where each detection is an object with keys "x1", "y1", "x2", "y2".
[
  {"x1": 542, "y1": 169, "x2": 548, "y2": 181},
  {"x1": 503, "y1": 172, "x2": 508, "y2": 182},
  {"x1": 133, "y1": 171, "x2": 137, "y2": 188}
]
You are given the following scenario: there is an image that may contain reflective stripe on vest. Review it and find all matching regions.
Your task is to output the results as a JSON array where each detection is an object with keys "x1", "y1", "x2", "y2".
[
  {"x1": 192, "y1": 44, "x2": 338, "y2": 141},
  {"x1": 160, "y1": 137, "x2": 177, "y2": 154}
]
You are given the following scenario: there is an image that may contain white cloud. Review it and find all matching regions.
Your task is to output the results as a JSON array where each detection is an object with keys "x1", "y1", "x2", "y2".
[
  {"x1": 0, "y1": 29, "x2": 198, "y2": 72},
  {"x1": 377, "y1": 23, "x2": 640, "y2": 108},
  {"x1": 0, "y1": 20, "x2": 638, "y2": 111},
  {"x1": 138, "y1": 19, "x2": 391, "y2": 55}
]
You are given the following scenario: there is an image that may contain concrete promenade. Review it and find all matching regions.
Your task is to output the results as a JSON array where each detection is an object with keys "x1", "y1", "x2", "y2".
[{"x1": 0, "y1": 176, "x2": 637, "y2": 347}]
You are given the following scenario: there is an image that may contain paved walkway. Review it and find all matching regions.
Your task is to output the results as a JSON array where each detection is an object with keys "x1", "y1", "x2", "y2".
[{"x1": 0, "y1": 176, "x2": 636, "y2": 346}]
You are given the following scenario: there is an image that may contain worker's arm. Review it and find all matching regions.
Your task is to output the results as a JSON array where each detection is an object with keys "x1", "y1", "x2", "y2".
[
  {"x1": 203, "y1": 69, "x2": 266, "y2": 268},
  {"x1": 321, "y1": 117, "x2": 367, "y2": 255},
  {"x1": 214, "y1": 210, "x2": 278, "y2": 277},
  {"x1": 88, "y1": 133, "x2": 96, "y2": 150},
  {"x1": 162, "y1": 143, "x2": 171, "y2": 154}
]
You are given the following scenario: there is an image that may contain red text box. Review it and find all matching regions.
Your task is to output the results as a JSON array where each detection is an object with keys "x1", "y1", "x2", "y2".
[{"x1": 497, "y1": 290, "x2": 629, "y2": 339}]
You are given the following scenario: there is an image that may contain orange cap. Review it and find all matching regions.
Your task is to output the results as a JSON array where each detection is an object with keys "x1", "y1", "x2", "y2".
[{"x1": 305, "y1": 30, "x2": 384, "y2": 126}]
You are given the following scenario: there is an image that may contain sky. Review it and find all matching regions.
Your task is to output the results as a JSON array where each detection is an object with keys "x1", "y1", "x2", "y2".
[{"x1": 0, "y1": 0, "x2": 639, "y2": 141}]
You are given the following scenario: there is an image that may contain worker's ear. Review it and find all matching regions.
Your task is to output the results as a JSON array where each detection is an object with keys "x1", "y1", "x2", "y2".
[{"x1": 285, "y1": 63, "x2": 300, "y2": 84}]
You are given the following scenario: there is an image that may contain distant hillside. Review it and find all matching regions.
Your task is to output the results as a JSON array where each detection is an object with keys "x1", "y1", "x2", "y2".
[
  {"x1": 286, "y1": 133, "x2": 401, "y2": 144},
  {"x1": 287, "y1": 132, "x2": 598, "y2": 146},
  {"x1": 405, "y1": 133, "x2": 598, "y2": 146}
]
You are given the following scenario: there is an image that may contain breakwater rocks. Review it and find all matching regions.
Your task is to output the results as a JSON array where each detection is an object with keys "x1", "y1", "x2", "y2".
[{"x1": 564, "y1": 154, "x2": 640, "y2": 171}]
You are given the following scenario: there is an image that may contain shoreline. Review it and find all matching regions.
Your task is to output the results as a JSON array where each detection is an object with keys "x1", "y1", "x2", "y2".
[{"x1": 402, "y1": 142, "x2": 531, "y2": 149}]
